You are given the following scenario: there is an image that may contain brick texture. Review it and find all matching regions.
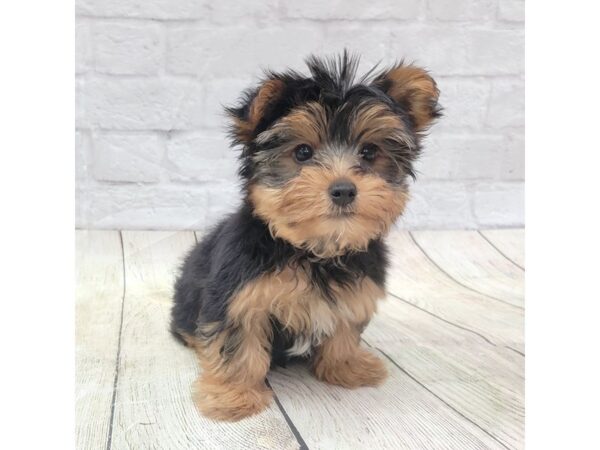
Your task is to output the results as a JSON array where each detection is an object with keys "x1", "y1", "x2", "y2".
[{"x1": 76, "y1": 0, "x2": 524, "y2": 230}]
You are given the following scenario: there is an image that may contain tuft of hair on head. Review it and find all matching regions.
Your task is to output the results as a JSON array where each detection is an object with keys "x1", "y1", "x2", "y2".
[
  {"x1": 305, "y1": 49, "x2": 361, "y2": 102},
  {"x1": 371, "y1": 61, "x2": 441, "y2": 132}
]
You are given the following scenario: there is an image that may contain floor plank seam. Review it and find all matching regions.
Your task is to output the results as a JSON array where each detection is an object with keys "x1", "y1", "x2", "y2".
[
  {"x1": 386, "y1": 292, "x2": 500, "y2": 348},
  {"x1": 505, "y1": 345, "x2": 525, "y2": 357},
  {"x1": 407, "y1": 231, "x2": 524, "y2": 311},
  {"x1": 265, "y1": 378, "x2": 309, "y2": 450},
  {"x1": 375, "y1": 347, "x2": 511, "y2": 450},
  {"x1": 105, "y1": 231, "x2": 127, "y2": 450},
  {"x1": 477, "y1": 231, "x2": 525, "y2": 271}
]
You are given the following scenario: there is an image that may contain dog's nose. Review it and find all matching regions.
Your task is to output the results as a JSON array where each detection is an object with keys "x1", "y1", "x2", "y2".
[{"x1": 329, "y1": 180, "x2": 357, "y2": 206}]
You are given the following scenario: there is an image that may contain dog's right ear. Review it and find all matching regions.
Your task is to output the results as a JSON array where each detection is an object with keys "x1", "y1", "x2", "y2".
[
  {"x1": 372, "y1": 63, "x2": 441, "y2": 132},
  {"x1": 227, "y1": 78, "x2": 286, "y2": 145}
]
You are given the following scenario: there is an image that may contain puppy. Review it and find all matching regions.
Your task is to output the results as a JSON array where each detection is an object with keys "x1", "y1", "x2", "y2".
[{"x1": 171, "y1": 52, "x2": 440, "y2": 421}]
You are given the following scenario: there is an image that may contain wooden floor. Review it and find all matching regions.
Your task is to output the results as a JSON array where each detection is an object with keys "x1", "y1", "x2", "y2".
[{"x1": 76, "y1": 228, "x2": 524, "y2": 450}]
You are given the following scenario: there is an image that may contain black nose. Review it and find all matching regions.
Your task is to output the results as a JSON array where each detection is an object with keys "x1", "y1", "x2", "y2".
[{"x1": 329, "y1": 180, "x2": 357, "y2": 206}]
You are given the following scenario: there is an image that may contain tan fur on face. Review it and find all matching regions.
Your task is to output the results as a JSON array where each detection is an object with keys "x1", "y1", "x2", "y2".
[
  {"x1": 250, "y1": 164, "x2": 409, "y2": 258},
  {"x1": 381, "y1": 65, "x2": 439, "y2": 131},
  {"x1": 350, "y1": 102, "x2": 409, "y2": 145},
  {"x1": 256, "y1": 101, "x2": 328, "y2": 149}
]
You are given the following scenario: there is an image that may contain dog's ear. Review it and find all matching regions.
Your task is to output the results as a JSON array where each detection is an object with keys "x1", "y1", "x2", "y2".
[
  {"x1": 227, "y1": 78, "x2": 286, "y2": 145},
  {"x1": 372, "y1": 63, "x2": 441, "y2": 132}
]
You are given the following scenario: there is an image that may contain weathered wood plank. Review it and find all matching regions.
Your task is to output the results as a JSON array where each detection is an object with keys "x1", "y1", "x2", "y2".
[
  {"x1": 411, "y1": 230, "x2": 524, "y2": 308},
  {"x1": 111, "y1": 231, "x2": 300, "y2": 450},
  {"x1": 363, "y1": 296, "x2": 524, "y2": 449},
  {"x1": 480, "y1": 229, "x2": 525, "y2": 270},
  {"x1": 385, "y1": 230, "x2": 524, "y2": 351},
  {"x1": 269, "y1": 357, "x2": 503, "y2": 450},
  {"x1": 75, "y1": 230, "x2": 124, "y2": 450}
]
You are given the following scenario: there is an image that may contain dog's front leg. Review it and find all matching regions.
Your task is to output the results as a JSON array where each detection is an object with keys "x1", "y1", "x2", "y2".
[
  {"x1": 313, "y1": 322, "x2": 388, "y2": 388},
  {"x1": 191, "y1": 314, "x2": 273, "y2": 422}
]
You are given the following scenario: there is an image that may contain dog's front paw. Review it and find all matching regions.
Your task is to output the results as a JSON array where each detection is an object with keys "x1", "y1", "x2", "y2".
[
  {"x1": 193, "y1": 377, "x2": 273, "y2": 421},
  {"x1": 314, "y1": 348, "x2": 388, "y2": 388}
]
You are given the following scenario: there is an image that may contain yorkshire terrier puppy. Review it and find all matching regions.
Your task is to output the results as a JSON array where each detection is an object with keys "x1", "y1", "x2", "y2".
[{"x1": 171, "y1": 52, "x2": 440, "y2": 421}]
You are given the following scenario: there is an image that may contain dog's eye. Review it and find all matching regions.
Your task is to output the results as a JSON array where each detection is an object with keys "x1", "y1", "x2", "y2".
[
  {"x1": 360, "y1": 144, "x2": 378, "y2": 162},
  {"x1": 294, "y1": 144, "x2": 314, "y2": 162}
]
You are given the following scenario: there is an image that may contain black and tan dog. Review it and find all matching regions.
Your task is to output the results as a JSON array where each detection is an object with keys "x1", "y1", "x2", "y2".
[{"x1": 171, "y1": 52, "x2": 440, "y2": 421}]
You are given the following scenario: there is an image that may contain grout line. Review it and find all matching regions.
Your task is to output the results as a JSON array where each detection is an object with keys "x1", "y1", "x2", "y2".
[
  {"x1": 408, "y1": 231, "x2": 524, "y2": 310},
  {"x1": 265, "y1": 378, "x2": 309, "y2": 450},
  {"x1": 106, "y1": 231, "x2": 127, "y2": 450},
  {"x1": 376, "y1": 348, "x2": 511, "y2": 450},
  {"x1": 477, "y1": 230, "x2": 525, "y2": 271},
  {"x1": 386, "y1": 292, "x2": 501, "y2": 349}
]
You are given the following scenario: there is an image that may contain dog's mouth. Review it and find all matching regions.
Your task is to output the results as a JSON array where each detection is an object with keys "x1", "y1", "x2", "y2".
[{"x1": 328, "y1": 209, "x2": 355, "y2": 219}]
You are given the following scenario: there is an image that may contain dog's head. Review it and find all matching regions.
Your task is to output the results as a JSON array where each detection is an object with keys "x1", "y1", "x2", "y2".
[{"x1": 227, "y1": 52, "x2": 440, "y2": 257}]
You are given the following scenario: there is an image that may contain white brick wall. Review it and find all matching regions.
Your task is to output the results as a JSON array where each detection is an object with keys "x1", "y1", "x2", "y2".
[{"x1": 76, "y1": 0, "x2": 524, "y2": 230}]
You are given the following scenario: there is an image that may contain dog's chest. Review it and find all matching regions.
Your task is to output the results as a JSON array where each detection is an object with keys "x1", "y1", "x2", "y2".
[{"x1": 267, "y1": 267, "x2": 383, "y2": 358}]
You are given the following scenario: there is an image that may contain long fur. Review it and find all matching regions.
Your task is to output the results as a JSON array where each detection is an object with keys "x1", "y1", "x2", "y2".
[{"x1": 170, "y1": 51, "x2": 440, "y2": 421}]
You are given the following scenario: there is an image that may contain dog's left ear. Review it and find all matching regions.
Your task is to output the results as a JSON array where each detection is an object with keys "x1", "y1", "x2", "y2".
[
  {"x1": 372, "y1": 64, "x2": 441, "y2": 132},
  {"x1": 227, "y1": 78, "x2": 286, "y2": 145}
]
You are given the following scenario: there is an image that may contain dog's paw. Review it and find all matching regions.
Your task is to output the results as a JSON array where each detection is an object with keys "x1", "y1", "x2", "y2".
[
  {"x1": 192, "y1": 377, "x2": 272, "y2": 422},
  {"x1": 314, "y1": 348, "x2": 388, "y2": 388}
]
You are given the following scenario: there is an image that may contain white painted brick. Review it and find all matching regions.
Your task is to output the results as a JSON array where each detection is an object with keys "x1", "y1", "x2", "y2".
[
  {"x1": 320, "y1": 26, "x2": 391, "y2": 69},
  {"x1": 472, "y1": 182, "x2": 524, "y2": 227},
  {"x1": 389, "y1": 27, "x2": 523, "y2": 76},
  {"x1": 485, "y1": 79, "x2": 525, "y2": 129},
  {"x1": 76, "y1": 130, "x2": 91, "y2": 181},
  {"x1": 465, "y1": 29, "x2": 524, "y2": 76},
  {"x1": 417, "y1": 134, "x2": 524, "y2": 181},
  {"x1": 210, "y1": 0, "x2": 280, "y2": 25},
  {"x1": 201, "y1": 78, "x2": 253, "y2": 129},
  {"x1": 166, "y1": 132, "x2": 237, "y2": 182},
  {"x1": 400, "y1": 181, "x2": 476, "y2": 229},
  {"x1": 167, "y1": 25, "x2": 324, "y2": 77},
  {"x1": 498, "y1": 0, "x2": 525, "y2": 22},
  {"x1": 76, "y1": 183, "x2": 239, "y2": 229},
  {"x1": 428, "y1": 0, "x2": 496, "y2": 21},
  {"x1": 83, "y1": 77, "x2": 203, "y2": 130},
  {"x1": 76, "y1": 0, "x2": 206, "y2": 19},
  {"x1": 76, "y1": 21, "x2": 92, "y2": 74},
  {"x1": 281, "y1": 0, "x2": 421, "y2": 20},
  {"x1": 204, "y1": 181, "x2": 243, "y2": 226},
  {"x1": 435, "y1": 78, "x2": 491, "y2": 132},
  {"x1": 92, "y1": 133, "x2": 164, "y2": 182},
  {"x1": 388, "y1": 27, "x2": 467, "y2": 76},
  {"x1": 76, "y1": 78, "x2": 88, "y2": 129},
  {"x1": 93, "y1": 22, "x2": 164, "y2": 75}
]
